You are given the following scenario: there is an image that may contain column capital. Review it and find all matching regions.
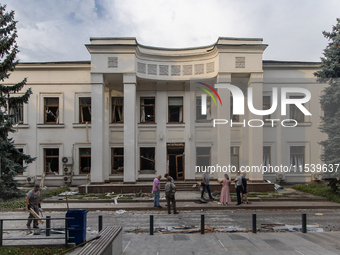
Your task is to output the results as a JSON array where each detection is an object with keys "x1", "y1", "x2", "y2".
[
  {"x1": 248, "y1": 72, "x2": 263, "y2": 85},
  {"x1": 217, "y1": 72, "x2": 231, "y2": 83},
  {"x1": 123, "y1": 72, "x2": 136, "y2": 84},
  {"x1": 91, "y1": 73, "x2": 104, "y2": 84}
]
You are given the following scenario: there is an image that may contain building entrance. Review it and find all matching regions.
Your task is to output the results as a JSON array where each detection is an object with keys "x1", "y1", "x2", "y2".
[{"x1": 167, "y1": 144, "x2": 185, "y2": 181}]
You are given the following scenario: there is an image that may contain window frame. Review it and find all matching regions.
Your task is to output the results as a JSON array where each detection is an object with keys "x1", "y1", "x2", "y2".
[
  {"x1": 112, "y1": 97, "x2": 124, "y2": 123},
  {"x1": 168, "y1": 97, "x2": 184, "y2": 123},
  {"x1": 140, "y1": 97, "x2": 156, "y2": 123},
  {"x1": 79, "y1": 97, "x2": 91, "y2": 124},
  {"x1": 289, "y1": 146, "x2": 305, "y2": 172},
  {"x1": 231, "y1": 146, "x2": 240, "y2": 171},
  {"x1": 230, "y1": 96, "x2": 239, "y2": 122},
  {"x1": 9, "y1": 103, "x2": 24, "y2": 124},
  {"x1": 44, "y1": 148, "x2": 59, "y2": 175},
  {"x1": 196, "y1": 96, "x2": 211, "y2": 121},
  {"x1": 140, "y1": 147, "x2": 156, "y2": 172},
  {"x1": 263, "y1": 95, "x2": 271, "y2": 121},
  {"x1": 79, "y1": 148, "x2": 91, "y2": 174},
  {"x1": 44, "y1": 97, "x2": 59, "y2": 124},
  {"x1": 263, "y1": 146, "x2": 271, "y2": 166},
  {"x1": 196, "y1": 147, "x2": 211, "y2": 172},
  {"x1": 111, "y1": 147, "x2": 124, "y2": 175}
]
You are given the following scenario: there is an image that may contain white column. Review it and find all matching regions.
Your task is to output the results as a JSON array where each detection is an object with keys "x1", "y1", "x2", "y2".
[
  {"x1": 248, "y1": 73, "x2": 264, "y2": 182},
  {"x1": 216, "y1": 73, "x2": 231, "y2": 180},
  {"x1": 103, "y1": 88, "x2": 110, "y2": 181},
  {"x1": 91, "y1": 73, "x2": 105, "y2": 183},
  {"x1": 123, "y1": 73, "x2": 137, "y2": 183},
  {"x1": 156, "y1": 82, "x2": 167, "y2": 178}
]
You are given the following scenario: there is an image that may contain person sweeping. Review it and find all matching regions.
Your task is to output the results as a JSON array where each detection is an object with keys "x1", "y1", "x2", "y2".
[{"x1": 26, "y1": 184, "x2": 42, "y2": 231}]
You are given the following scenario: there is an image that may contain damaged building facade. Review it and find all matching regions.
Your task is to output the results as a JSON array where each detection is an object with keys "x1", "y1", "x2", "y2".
[{"x1": 8, "y1": 37, "x2": 327, "y2": 186}]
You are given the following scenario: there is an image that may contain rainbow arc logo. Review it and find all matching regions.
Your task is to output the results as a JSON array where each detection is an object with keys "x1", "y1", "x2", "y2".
[{"x1": 196, "y1": 82, "x2": 222, "y2": 115}]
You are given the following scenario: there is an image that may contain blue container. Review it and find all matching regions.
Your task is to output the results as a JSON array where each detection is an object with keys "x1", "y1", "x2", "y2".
[{"x1": 66, "y1": 210, "x2": 88, "y2": 245}]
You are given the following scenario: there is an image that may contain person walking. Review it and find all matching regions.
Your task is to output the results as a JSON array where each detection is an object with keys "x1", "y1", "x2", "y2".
[
  {"x1": 241, "y1": 172, "x2": 250, "y2": 204},
  {"x1": 165, "y1": 177, "x2": 178, "y2": 214},
  {"x1": 153, "y1": 175, "x2": 162, "y2": 208},
  {"x1": 219, "y1": 174, "x2": 231, "y2": 205},
  {"x1": 26, "y1": 184, "x2": 41, "y2": 230},
  {"x1": 201, "y1": 170, "x2": 213, "y2": 200},
  {"x1": 234, "y1": 172, "x2": 243, "y2": 206}
]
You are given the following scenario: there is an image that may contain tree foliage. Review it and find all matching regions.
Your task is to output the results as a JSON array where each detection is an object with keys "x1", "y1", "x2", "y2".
[
  {"x1": 314, "y1": 18, "x2": 340, "y2": 193},
  {"x1": 0, "y1": 4, "x2": 35, "y2": 200}
]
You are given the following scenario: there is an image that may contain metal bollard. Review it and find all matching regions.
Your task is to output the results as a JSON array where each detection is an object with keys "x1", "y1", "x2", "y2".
[
  {"x1": 98, "y1": 215, "x2": 103, "y2": 232},
  {"x1": 302, "y1": 213, "x2": 307, "y2": 233},
  {"x1": 150, "y1": 215, "x2": 154, "y2": 235},
  {"x1": 0, "y1": 220, "x2": 3, "y2": 246},
  {"x1": 46, "y1": 216, "x2": 51, "y2": 236},
  {"x1": 201, "y1": 215, "x2": 205, "y2": 234},
  {"x1": 252, "y1": 214, "x2": 257, "y2": 233},
  {"x1": 65, "y1": 218, "x2": 68, "y2": 246}
]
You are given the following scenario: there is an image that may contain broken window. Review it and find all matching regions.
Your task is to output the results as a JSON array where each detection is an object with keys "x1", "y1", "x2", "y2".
[
  {"x1": 79, "y1": 148, "x2": 91, "y2": 174},
  {"x1": 196, "y1": 147, "x2": 210, "y2": 172},
  {"x1": 230, "y1": 96, "x2": 239, "y2": 122},
  {"x1": 263, "y1": 96, "x2": 271, "y2": 121},
  {"x1": 290, "y1": 96, "x2": 304, "y2": 122},
  {"x1": 168, "y1": 97, "x2": 183, "y2": 123},
  {"x1": 140, "y1": 147, "x2": 155, "y2": 171},
  {"x1": 231, "y1": 147, "x2": 239, "y2": 171},
  {"x1": 112, "y1": 97, "x2": 124, "y2": 123},
  {"x1": 9, "y1": 103, "x2": 23, "y2": 124},
  {"x1": 196, "y1": 96, "x2": 211, "y2": 121},
  {"x1": 45, "y1": 98, "x2": 59, "y2": 124},
  {"x1": 111, "y1": 148, "x2": 124, "y2": 174},
  {"x1": 140, "y1": 97, "x2": 155, "y2": 123},
  {"x1": 44, "y1": 148, "x2": 59, "y2": 174},
  {"x1": 79, "y1": 97, "x2": 91, "y2": 123},
  {"x1": 263, "y1": 146, "x2": 271, "y2": 168}
]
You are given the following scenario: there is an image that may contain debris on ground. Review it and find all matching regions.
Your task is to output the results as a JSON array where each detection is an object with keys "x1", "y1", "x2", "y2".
[
  {"x1": 135, "y1": 190, "x2": 144, "y2": 197},
  {"x1": 114, "y1": 209, "x2": 127, "y2": 215},
  {"x1": 212, "y1": 190, "x2": 221, "y2": 197},
  {"x1": 58, "y1": 191, "x2": 79, "y2": 197},
  {"x1": 260, "y1": 223, "x2": 324, "y2": 232}
]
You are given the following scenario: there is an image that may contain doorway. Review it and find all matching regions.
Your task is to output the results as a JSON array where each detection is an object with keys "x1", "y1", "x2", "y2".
[{"x1": 167, "y1": 144, "x2": 185, "y2": 181}]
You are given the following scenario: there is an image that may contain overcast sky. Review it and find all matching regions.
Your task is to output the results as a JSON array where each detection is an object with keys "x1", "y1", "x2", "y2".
[{"x1": 6, "y1": 0, "x2": 340, "y2": 63}]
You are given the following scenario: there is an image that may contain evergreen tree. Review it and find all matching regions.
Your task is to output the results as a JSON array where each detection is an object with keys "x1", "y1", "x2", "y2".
[
  {"x1": 314, "y1": 18, "x2": 340, "y2": 193},
  {"x1": 0, "y1": 4, "x2": 34, "y2": 200}
]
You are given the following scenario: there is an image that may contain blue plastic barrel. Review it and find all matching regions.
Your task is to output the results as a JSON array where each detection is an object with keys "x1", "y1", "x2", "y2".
[{"x1": 66, "y1": 210, "x2": 88, "y2": 245}]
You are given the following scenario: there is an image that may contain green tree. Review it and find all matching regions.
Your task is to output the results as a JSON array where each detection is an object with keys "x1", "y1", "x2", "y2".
[
  {"x1": 314, "y1": 18, "x2": 340, "y2": 193},
  {"x1": 0, "y1": 4, "x2": 34, "y2": 200}
]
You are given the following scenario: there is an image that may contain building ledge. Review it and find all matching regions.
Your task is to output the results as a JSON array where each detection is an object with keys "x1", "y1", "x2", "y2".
[
  {"x1": 72, "y1": 123, "x2": 91, "y2": 128},
  {"x1": 14, "y1": 124, "x2": 30, "y2": 129},
  {"x1": 37, "y1": 124, "x2": 65, "y2": 128}
]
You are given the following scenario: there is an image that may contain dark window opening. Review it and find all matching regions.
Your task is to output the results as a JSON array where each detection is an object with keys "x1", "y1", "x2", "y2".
[
  {"x1": 79, "y1": 97, "x2": 91, "y2": 123},
  {"x1": 168, "y1": 97, "x2": 183, "y2": 123},
  {"x1": 45, "y1": 98, "x2": 59, "y2": 124},
  {"x1": 44, "y1": 148, "x2": 59, "y2": 174},
  {"x1": 79, "y1": 148, "x2": 91, "y2": 174},
  {"x1": 231, "y1": 146, "x2": 239, "y2": 171},
  {"x1": 112, "y1": 97, "x2": 124, "y2": 123},
  {"x1": 140, "y1": 147, "x2": 155, "y2": 171},
  {"x1": 140, "y1": 98, "x2": 155, "y2": 123},
  {"x1": 263, "y1": 96, "x2": 271, "y2": 121},
  {"x1": 112, "y1": 148, "x2": 124, "y2": 174}
]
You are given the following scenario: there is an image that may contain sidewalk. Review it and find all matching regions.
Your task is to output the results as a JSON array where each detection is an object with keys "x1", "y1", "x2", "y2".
[{"x1": 40, "y1": 200, "x2": 340, "y2": 211}]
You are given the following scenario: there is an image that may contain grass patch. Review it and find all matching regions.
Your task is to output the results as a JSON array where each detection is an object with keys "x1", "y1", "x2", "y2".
[
  {"x1": 293, "y1": 184, "x2": 340, "y2": 203},
  {"x1": 0, "y1": 187, "x2": 70, "y2": 210},
  {"x1": 0, "y1": 245, "x2": 71, "y2": 255}
]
